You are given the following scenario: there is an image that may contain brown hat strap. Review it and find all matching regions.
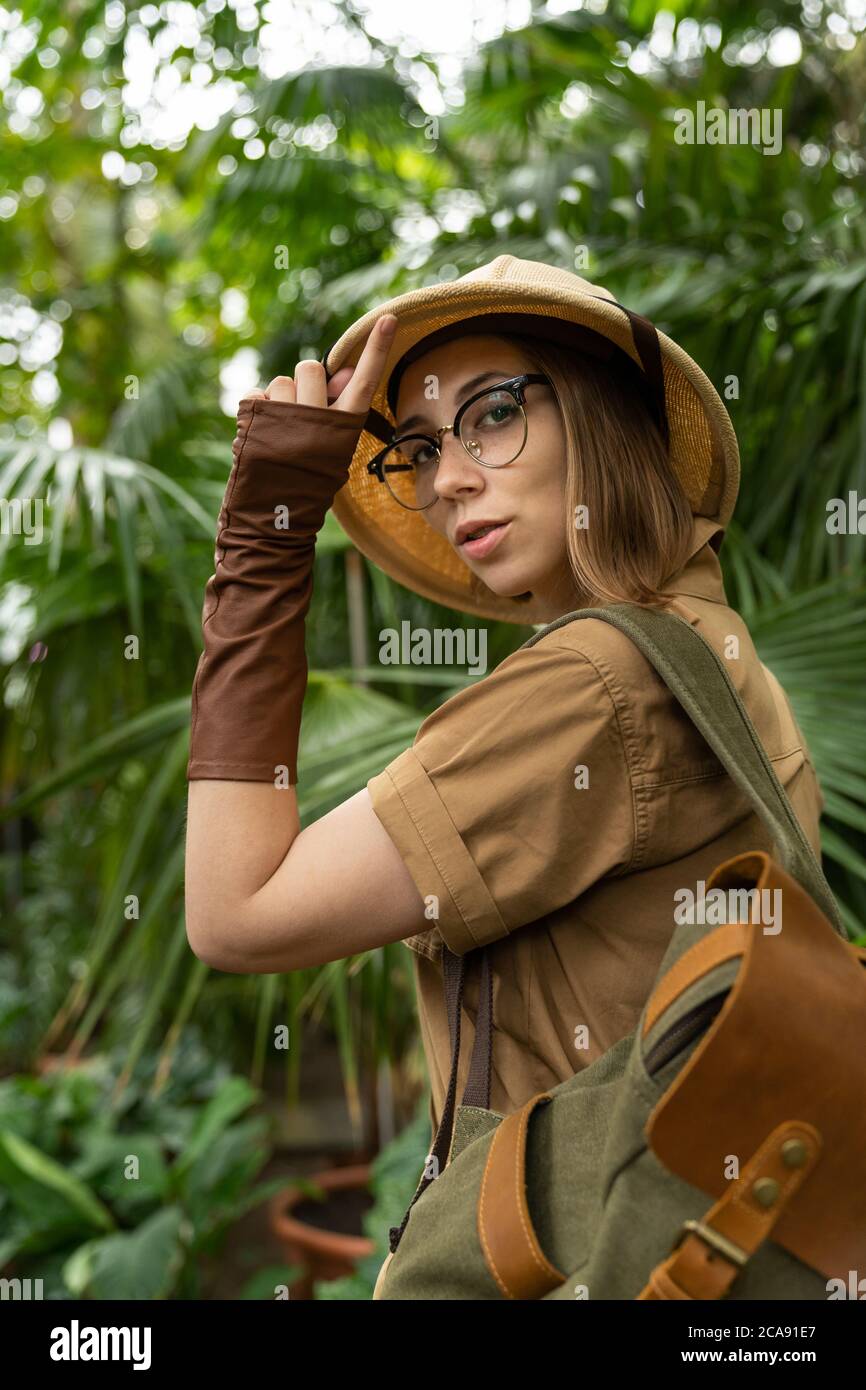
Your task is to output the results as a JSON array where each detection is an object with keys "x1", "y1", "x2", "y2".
[
  {"x1": 318, "y1": 351, "x2": 408, "y2": 447},
  {"x1": 361, "y1": 406, "x2": 393, "y2": 445},
  {"x1": 588, "y1": 294, "x2": 670, "y2": 449}
]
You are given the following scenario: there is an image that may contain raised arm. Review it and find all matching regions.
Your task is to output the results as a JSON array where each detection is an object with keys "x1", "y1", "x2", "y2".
[{"x1": 184, "y1": 317, "x2": 429, "y2": 973}]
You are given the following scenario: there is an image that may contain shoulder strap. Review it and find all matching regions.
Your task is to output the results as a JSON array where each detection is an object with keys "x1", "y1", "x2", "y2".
[
  {"x1": 388, "y1": 946, "x2": 492, "y2": 1254},
  {"x1": 520, "y1": 603, "x2": 846, "y2": 940}
]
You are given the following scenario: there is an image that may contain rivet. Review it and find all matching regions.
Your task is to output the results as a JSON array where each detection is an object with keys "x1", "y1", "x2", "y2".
[
  {"x1": 781, "y1": 1138, "x2": 808, "y2": 1168},
  {"x1": 753, "y1": 1178, "x2": 781, "y2": 1207}
]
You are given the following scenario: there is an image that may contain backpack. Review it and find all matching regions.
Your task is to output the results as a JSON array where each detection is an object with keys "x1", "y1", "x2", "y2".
[{"x1": 377, "y1": 603, "x2": 866, "y2": 1300}]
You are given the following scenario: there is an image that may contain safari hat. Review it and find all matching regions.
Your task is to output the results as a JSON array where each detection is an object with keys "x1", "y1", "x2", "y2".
[{"x1": 324, "y1": 254, "x2": 739, "y2": 625}]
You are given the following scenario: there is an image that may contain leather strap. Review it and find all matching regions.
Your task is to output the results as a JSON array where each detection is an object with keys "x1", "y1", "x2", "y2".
[
  {"x1": 643, "y1": 923, "x2": 749, "y2": 1039},
  {"x1": 645, "y1": 855, "x2": 866, "y2": 1278},
  {"x1": 638, "y1": 1119, "x2": 822, "y2": 1299},
  {"x1": 644, "y1": 922, "x2": 866, "y2": 1041},
  {"x1": 478, "y1": 1093, "x2": 566, "y2": 1299}
]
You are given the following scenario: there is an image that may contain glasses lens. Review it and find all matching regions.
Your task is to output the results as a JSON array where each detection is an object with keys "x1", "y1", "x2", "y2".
[
  {"x1": 381, "y1": 435, "x2": 439, "y2": 510},
  {"x1": 459, "y1": 389, "x2": 526, "y2": 466},
  {"x1": 380, "y1": 389, "x2": 528, "y2": 508}
]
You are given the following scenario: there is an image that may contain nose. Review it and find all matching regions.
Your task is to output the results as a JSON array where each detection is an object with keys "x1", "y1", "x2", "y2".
[{"x1": 430, "y1": 429, "x2": 485, "y2": 502}]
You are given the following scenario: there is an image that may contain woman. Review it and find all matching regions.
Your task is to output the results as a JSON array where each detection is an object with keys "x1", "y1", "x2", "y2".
[{"x1": 183, "y1": 256, "x2": 825, "y2": 1288}]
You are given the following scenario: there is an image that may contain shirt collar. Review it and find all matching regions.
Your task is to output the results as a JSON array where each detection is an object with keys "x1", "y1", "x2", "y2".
[{"x1": 658, "y1": 515, "x2": 728, "y2": 605}]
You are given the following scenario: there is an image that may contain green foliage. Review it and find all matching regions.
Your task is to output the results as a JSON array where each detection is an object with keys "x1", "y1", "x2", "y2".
[
  {"x1": 315, "y1": 1092, "x2": 432, "y2": 1300},
  {"x1": 0, "y1": 1036, "x2": 280, "y2": 1298}
]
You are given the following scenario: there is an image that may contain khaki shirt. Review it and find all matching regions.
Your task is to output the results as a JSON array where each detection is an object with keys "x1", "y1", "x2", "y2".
[{"x1": 367, "y1": 516, "x2": 825, "y2": 1135}]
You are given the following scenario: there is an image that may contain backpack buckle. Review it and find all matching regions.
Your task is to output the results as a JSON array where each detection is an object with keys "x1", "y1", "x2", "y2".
[{"x1": 676, "y1": 1218, "x2": 749, "y2": 1269}]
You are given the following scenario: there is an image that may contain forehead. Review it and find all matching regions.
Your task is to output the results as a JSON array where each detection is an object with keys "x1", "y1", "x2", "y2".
[{"x1": 394, "y1": 334, "x2": 534, "y2": 411}]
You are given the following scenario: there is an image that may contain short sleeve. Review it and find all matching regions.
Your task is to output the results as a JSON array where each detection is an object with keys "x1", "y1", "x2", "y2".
[{"x1": 366, "y1": 636, "x2": 636, "y2": 956}]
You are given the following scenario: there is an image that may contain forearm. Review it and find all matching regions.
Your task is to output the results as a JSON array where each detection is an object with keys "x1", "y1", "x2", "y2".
[{"x1": 184, "y1": 395, "x2": 366, "y2": 964}]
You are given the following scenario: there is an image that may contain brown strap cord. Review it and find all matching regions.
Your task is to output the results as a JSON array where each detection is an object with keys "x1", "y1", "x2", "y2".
[
  {"x1": 388, "y1": 945, "x2": 493, "y2": 1253},
  {"x1": 642, "y1": 923, "x2": 749, "y2": 1040},
  {"x1": 461, "y1": 946, "x2": 494, "y2": 1108}
]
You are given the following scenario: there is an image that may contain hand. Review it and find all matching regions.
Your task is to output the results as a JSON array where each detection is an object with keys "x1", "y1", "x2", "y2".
[{"x1": 242, "y1": 313, "x2": 398, "y2": 415}]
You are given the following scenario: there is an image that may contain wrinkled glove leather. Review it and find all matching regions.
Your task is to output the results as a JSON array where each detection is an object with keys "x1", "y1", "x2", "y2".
[{"x1": 187, "y1": 397, "x2": 367, "y2": 784}]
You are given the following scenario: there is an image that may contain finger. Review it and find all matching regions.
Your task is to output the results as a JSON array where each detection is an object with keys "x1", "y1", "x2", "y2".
[
  {"x1": 294, "y1": 359, "x2": 328, "y2": 408},
  {"x1": 336, "y1": 314, "x2": 397, "y2": 413},
  {"x1": 240, "y1": 388, "x2": 269, "y2": 404},
  {"x1": 326, "y1": 365, "x2": 355, "y2": 401},
  {"x1": 266, "y1": 375, "x2": 296, "y2": 404}
]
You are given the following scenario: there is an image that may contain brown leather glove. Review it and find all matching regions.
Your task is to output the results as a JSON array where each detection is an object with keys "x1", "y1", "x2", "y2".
[{"x1": 187, "y1": 397, "x2": 367, "y2": 784}]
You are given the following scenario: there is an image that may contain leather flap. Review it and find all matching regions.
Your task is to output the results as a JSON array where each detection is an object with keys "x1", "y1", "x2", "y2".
[{"x1": 645, "y1": 851, "x2": 866, "y2": 1279}]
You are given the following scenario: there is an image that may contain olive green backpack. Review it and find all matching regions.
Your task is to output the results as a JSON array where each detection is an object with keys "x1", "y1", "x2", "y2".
[{"x1": 377, "y1": 604, "x2": 866, "y2": 1301}]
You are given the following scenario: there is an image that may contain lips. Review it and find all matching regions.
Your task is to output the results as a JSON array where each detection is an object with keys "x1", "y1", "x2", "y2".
[
  {"x1": 455, "y1": 518, "x2": 511, "y2": 545},
  {"x1": 458, "y1": 520, "x2": 512, "y2": 559}
]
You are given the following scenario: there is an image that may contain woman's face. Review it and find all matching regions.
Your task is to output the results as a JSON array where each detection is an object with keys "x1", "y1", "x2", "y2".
[{"x1": 393, "y1": 334, "x2": 580, "y2": 619}]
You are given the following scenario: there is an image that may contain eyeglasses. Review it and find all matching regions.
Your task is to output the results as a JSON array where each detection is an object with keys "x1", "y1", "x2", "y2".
[{"x1": 367, "y1": 373, "x2": 552, "y2": 511}]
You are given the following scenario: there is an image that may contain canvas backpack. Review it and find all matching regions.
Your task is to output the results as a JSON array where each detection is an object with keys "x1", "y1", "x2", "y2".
[{"x1": 378, "y1": 604, "x2": 866, "y2": 1300}]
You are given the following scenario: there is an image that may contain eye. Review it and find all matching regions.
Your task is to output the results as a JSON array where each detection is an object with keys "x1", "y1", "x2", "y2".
[
  {"x1": 410, "y1": 441, "x2": 438, "y2": 467},
  {"x1": 480, "y1": 400, "x2": 518, "y2": 426},
  {"x1": 465, "y1": 391, "x2": 520, "y2": 433}
]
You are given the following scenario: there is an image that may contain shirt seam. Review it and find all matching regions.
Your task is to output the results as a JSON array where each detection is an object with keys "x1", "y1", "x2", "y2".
[
  {"x1": 542, "y1": 640, "x2": 643, "y2": 876},
  {"x1": 636, "y1": 744, "x2": 806, "y2": 791}
]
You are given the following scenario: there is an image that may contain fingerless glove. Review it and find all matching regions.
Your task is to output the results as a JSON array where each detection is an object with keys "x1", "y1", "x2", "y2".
[{"x1": 187, "y1": 397, "x2": 367, "y2": 784}]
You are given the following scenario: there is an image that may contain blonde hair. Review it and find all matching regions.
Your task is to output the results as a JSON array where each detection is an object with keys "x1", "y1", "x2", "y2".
[{"x1": 467, "y1": 333, "x2": 696, "y2": 614}]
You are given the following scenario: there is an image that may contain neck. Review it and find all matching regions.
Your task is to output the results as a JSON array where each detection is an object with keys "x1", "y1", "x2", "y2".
[{"x1": 528, "y1": 569, "x2": 587, "y2": 623}]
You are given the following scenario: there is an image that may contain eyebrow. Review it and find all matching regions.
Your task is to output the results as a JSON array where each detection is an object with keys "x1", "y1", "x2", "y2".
[{"x1": 395, "y1": 369, "x2": 512, "y2": 436}]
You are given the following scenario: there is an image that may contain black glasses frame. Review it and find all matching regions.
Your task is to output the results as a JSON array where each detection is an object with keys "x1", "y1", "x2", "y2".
[{"x1": 366, "y1": 373, "x2": 551, "y2": 506}]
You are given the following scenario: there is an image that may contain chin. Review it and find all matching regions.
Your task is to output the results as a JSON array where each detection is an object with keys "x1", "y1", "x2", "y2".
[
  {"x1": 497, "y1": 572, "x2": 544, "y2": 600},
  {"x1": 465, "y1": 558, "x2": 529, "y2": 592}
]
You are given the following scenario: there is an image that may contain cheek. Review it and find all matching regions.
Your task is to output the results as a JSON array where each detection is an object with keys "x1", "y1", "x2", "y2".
[
  {"x1": 422, "y1": 508, "x2": 449, "y2": 540},
  {"x1": 522, "y1": 427, "x2": 567, "y2": 504},
  {"x1": 521, "y1": 435, "x2": 569, "y2": 539}
]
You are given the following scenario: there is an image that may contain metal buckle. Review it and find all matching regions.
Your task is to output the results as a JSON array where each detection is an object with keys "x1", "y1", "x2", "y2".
[{"x1": 675, "y1": 1218, "x2": 749, "y2": 1269}]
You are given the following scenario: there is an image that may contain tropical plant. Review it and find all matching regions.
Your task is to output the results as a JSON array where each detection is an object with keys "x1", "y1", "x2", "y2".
[{"x1": 0, "y1": 1031, "x2": 290, "y2": 1299}]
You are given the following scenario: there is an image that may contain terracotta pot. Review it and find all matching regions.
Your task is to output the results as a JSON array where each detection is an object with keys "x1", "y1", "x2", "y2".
[{"x1": 269, "y1": 1164, "x2": 376, "y2": 1298}]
